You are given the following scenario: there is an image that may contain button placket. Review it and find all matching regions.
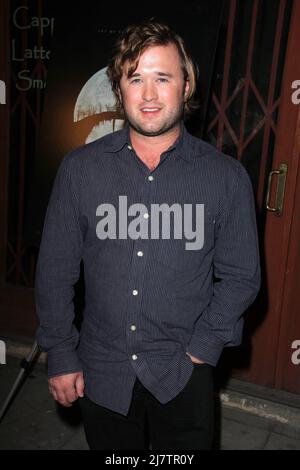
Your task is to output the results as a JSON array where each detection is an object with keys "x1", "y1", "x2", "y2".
[{"x1": 126, "y1": 166, "x2": 157, "y2": 365}]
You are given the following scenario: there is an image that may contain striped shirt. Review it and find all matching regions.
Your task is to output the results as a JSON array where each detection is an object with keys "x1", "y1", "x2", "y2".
[{"x1": 35, "y1": 124, "x2": 260, "y2": 415}]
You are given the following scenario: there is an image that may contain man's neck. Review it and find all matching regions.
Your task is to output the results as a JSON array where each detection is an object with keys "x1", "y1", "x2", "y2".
[{"x1": 129, "y1": 126, "x2": 181, "y2": 171}]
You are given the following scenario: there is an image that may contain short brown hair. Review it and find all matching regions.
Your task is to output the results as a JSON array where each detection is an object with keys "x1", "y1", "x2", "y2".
[{"x1": 106, "y1": 20, "x2": 198, "y2": 117}]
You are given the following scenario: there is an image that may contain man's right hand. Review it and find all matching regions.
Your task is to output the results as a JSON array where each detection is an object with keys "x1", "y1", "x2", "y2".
[{"x1": 48, "y1": 371, "x2": 85, "y2": 407}]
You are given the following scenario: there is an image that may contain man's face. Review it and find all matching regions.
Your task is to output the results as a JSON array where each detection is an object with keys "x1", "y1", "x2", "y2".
[{"x1": 119, "y1": 43, "x2": 190, "y2": 137}]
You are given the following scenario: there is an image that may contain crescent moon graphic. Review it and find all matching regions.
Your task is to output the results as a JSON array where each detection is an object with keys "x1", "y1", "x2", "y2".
[{"x1": 73, "y1": 66, "x2": 125, "y2": 143}]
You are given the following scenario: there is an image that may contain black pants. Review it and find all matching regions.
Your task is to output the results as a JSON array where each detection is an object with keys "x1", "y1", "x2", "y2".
[{"x1": 79, "y1": 364, "x2": 214, "y2": 450}]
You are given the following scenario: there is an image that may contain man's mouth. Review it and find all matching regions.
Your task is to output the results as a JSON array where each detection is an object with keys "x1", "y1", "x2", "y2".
[{"x1": 140, "y1": 107, "x2": 161, "y2": 113}]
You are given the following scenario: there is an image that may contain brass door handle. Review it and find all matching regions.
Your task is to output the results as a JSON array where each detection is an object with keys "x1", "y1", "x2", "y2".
[{"x1": 265, "y1": 163, "x2": 287, "y2": 216}]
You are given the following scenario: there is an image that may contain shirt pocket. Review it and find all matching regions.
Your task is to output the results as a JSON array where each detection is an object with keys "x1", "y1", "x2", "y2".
[{"x1": 157, "y1": 215, "x2": 216, "y2": 274}]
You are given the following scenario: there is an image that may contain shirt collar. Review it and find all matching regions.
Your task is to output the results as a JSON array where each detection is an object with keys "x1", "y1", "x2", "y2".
[
  {"x1": 103, "y1": 122, "x2": 195, "y2": 165},
  {"x1": 103, "y1": 125, "x2": 131, "y2": 154},
  {"x1": 171, "y1": 122, "x2": 195, "y2": 165}
]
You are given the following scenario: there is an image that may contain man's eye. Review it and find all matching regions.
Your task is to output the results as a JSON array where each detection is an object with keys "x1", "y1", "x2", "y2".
[
  {"x1": 157, "y1": 78, "x2": 169, "y2": 83},
  {"x1": 130, "y1": 78, "x2": 141, "y2": 84}
]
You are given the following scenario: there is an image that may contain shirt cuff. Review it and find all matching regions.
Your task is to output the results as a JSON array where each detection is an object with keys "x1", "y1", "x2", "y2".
[
  {"x1": 47, "y1": 349, "x2": 82, "y2": 378},
  {"x1": 187, "y1": 330, "x2": 225, "y2": 367}
]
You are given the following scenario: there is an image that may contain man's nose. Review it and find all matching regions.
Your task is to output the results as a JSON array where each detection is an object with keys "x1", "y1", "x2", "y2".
[{"x1": 142, "y1": 81, "x2": 158, "y2": 101}]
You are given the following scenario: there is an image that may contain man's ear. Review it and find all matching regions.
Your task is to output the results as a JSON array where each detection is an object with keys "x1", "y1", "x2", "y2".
[{"x1": 184, "y1": 79, "x2": 190, "y2": 102}]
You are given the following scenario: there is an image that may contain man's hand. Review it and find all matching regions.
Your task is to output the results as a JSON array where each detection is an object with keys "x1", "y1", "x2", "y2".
[
  {"x1": 186, "y1": 352, "x2": 205, "y2": 364},
  {"x1": 48, "y1": 371, "x2": 85, "y2": 407}
]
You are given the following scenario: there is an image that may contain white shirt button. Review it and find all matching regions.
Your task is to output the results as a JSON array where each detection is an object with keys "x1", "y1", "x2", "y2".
[
  {"x1": 132, "y1": 289, "x2": 138, "y2": 296},
  {"x1": 137, "y1": 251, "x2": 144, "y2": 257},
  {"x1": 148, "y1": 175, "x2": 154, "y2": 182},
  {"x1": 143, "y1": 213, "x2": 149, "y2": 220},
  {"x1": 130, "y1": 325, "x2": 137, "y2": 331},
  {"x1": 132, "y1": 354, "x2": 138, "y2": 360},
  {"x1": 127, "y1": 145, "x2": 132, "y2": 150}
]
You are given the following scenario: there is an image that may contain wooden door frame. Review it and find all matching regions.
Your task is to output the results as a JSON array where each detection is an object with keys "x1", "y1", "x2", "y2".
[
  {"x1": 239, "y1": 0, "x2": 300, "y2": 388},
  {"x1": 274, "y1": 0, "x2": 300, "y2": 391}
]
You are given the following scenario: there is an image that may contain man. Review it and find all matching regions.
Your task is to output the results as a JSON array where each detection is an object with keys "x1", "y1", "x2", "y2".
[{"x1": 35, "y1": 20, "x2": 260, "y2": 450}]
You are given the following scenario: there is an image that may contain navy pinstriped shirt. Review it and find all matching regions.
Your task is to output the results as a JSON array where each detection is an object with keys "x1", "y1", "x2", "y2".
[{"x1": 35, "y1": 125, "x2": 260, "y2": 415}]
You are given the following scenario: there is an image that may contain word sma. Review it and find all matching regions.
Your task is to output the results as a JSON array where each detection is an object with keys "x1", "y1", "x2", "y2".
[{"x1": 16, "y1": 70, "x2": 46, "y2": 92}]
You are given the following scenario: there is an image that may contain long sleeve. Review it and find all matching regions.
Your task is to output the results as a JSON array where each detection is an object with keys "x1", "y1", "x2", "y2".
[
  {"x1": 187, "y1": 164, "x2": 261, "y2": 366},
  {"x1": 35, "y1": 153, "x2": 84, "y2": 377}
]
